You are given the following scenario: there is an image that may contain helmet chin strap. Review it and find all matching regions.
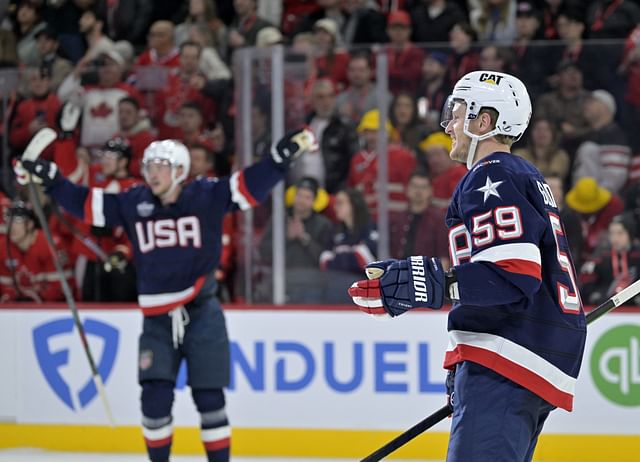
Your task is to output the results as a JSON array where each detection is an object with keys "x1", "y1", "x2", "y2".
[{"x1": 463, "y1": 117, "x2": 499, "y2": 170}]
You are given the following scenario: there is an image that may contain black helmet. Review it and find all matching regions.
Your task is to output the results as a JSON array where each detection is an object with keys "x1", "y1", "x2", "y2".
[{"x1": 103, "y1": 137, "x2": 132, "y2": 160}]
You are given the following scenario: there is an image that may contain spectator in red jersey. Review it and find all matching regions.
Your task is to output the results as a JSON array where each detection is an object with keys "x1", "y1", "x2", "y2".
[
  {"x1": 114, "y1": 96, "x2": 156, "y2": 179},
  {"x1": 565, "y1": 176, "x2": 625, "y2": 262},
  {"x1": 388, "y1": 169, "x2": 449, "y2": 264},
  {"x1": 385, "y1": 10, "x2": 424, "y2": 96},
  {"x1": 135, "y1": 20, "x2": 180, "y2": 68},
  {"x1": 312, "y1": 18, "x2": 350, "y2": 91},
  {"x1": 58, "y1": 47, "x2": 143, "y2": 150},
  {"x1": 66, "y1": 137, "x2": 139, "y2": 302},
  {"x1": 347, "y1": 109, "x2": 416, "y2": 217},
  {"x1": 0, "y1": 188, "x2": 14, "y2": 234},
  {"x1": 418, "y1": 131, "x2": 466, "y2": 208},
  {"x1": 446, "y1": 22, "x2": 480, "y2": 88},
  {"x1": 154, "y1": 42, "x2": 216, "y2": 140},
  {"x1": 9, "y1": 66, "x2": 61, "y2": 158},
  {"x1": 0, "y1": 201, "x2": 72, "y2": 303},
  {"x1": 580, "y1": 213, "x2": 640, "y2": 306}
]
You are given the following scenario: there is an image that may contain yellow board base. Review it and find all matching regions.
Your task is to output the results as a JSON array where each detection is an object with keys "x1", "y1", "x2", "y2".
[{"x1": 1, "y1": 424, "x2": 638, "y2": 461}]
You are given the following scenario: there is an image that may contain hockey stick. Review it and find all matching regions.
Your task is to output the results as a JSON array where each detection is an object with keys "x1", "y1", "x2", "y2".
[
  {"x1": 360, "y1": 277, "x2": 640, "y2": 462},
  {"x1": 21, "y1": 127, "x2": 57, "y2": 161},
  {"x1": 22, "y1": 130, "x2": 116, "y2": 425},
  {"x1": 49, "y1": 202, "x2": 111, "y2": 264}
]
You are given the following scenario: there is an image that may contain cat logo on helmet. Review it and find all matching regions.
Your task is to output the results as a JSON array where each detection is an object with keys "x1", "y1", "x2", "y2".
[{"x1": 479, "y1": 73, "x2": 504, "y2": 85}]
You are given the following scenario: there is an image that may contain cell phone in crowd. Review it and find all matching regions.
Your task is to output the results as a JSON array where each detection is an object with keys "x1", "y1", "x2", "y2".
[{"x1": 417, "y1": 97, "x2": 429, "y2": 119}]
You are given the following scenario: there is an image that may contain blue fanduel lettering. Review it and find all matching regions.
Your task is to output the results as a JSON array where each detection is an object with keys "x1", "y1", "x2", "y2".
[
  {"x1": 230, "y1": 341, "x2": 265, "y2": 390},
  {"x1": 419, "y1": 343, "x2": 445, "y2": 393},
  {"x1": 275, "y1": 342, "x2": 315, "y2": 391},
  {"x1": 229, "y1": 340, "x2": 444, "y2": 393},
  {"x1": 375, "y1": 343, "x2": 408, "y2": 392},
  {"x1": 324, "y1": 342, "x2": 363, "y2": 392}
]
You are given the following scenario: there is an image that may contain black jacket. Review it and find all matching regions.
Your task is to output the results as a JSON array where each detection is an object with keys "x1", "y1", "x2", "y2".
[{"x1": 307, "y1": 113, "x2": 360, "y2": 194}]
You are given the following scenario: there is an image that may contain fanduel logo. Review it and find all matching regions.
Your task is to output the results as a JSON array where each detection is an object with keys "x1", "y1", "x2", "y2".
[
  {"x1": 33, "y1": 318, "x2": 119, "y2": 411},
  {"x1": 591, "y1": 325, "x2": 640, "y2": 407},
  {"x1": 229, "y1": 340, "x2": 444, "y2": 393},
  {"x1": 410, "y1": 256, "x2": 429, "y2": 302}
]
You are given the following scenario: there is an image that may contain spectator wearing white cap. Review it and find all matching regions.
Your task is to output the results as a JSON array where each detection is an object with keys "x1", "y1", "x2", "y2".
[
  {"x1": 311, "y1": 18, "x2": 350, "y2": 91},
  {"x1": 573, "y1": 89, "x2": 632, "y2": 195}
]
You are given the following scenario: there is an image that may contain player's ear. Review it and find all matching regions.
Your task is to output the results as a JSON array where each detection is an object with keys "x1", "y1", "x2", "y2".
[{"x1": 478, "y1": 111, "x2": 493, "y2": 134}]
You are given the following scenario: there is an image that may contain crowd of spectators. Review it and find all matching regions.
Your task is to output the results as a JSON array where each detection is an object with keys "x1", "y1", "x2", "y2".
[{"x1": 0, "y1": 0, "x2": 639, "y2": 306}]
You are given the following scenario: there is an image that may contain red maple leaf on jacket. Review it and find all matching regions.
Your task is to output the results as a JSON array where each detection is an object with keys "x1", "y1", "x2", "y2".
[{"x1": 90, "y1": 102, "x2": 113, "y2": 118}]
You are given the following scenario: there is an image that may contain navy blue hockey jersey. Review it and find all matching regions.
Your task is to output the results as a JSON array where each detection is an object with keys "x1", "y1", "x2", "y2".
[
  {"x1": 444, "y1": 152, "x2": 587, "y2": 411},
  {"x1": 48, "y1": 157, "x2": 285, "y2": 316}
]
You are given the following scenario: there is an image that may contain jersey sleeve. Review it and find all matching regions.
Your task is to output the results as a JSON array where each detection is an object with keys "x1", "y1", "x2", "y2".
[
  {"x1": 48, "y1": 178, "x2": 126, "y2": 229},
  {"x1": 453, "y1": 163, "x2": 548, "y2": 307},
  {"x1": 221, "y1": 157, "x2": 286, "y2": 211}
]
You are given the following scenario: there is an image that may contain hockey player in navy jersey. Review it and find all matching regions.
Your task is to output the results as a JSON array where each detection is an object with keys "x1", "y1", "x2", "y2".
[
  {"x1": 349, "y1": 71, "x2": 587, "y2": 462},
  {"x1": 15, "y1": 128, "x2": 316, "y2": 462}
]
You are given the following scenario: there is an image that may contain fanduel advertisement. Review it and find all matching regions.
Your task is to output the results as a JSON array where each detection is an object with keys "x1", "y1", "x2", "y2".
[{"x1": 0, "y1": 308, "x2": 638, "y2": 433}]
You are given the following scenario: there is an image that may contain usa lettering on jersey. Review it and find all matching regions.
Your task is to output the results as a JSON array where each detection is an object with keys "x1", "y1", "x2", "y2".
[{"x1": 136, "y1": 216, "x2": 202, "y2": 253}]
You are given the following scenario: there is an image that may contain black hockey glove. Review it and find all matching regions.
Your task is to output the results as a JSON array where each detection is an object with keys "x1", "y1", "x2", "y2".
[
  {"x1": 15, "y1": 159, "x2": 62, "y2": 188},
  {"x1": 270, "y1": 127, "x2": 317, "y2": 170}
]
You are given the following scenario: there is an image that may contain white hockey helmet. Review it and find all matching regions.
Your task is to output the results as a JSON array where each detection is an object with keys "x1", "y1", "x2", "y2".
[
  {"x1": 440, "y1": 70, "x2": 532, "y2": 169},
  {"x1": 142, "y1": 140, "x2": 191, "y2": 196}
]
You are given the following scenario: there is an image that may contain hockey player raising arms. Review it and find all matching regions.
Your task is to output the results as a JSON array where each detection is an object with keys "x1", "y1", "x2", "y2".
[
  {"x1": 349, "y1": 71, "x2": 586, "y2": 462},
  {"x1": 15, "y1": 129, "x2": 316, "y2": 462}
]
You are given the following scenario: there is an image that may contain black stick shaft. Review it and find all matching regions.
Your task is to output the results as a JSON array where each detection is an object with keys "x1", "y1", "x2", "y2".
[
  {"x1": 27, "y1": 183, "x2": 115, "y2": 424},
  {"x1": 359, "y1": 278, "x2": 640, "y2": 462}
]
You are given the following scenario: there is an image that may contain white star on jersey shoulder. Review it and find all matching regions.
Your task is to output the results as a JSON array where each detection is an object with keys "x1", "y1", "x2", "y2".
[{"x1": 476, "y1": 176, "x2": 504, "y2": 203}]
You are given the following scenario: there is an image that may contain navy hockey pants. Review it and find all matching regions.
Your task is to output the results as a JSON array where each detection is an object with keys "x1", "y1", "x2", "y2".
[{"x1": 446, "y1": 361, "x2": 555, "y2": 462}]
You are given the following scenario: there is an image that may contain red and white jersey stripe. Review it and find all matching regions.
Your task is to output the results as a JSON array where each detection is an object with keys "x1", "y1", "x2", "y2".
[{"x1": 471, "y1": 242, "x2": 542, "y2": 280}]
